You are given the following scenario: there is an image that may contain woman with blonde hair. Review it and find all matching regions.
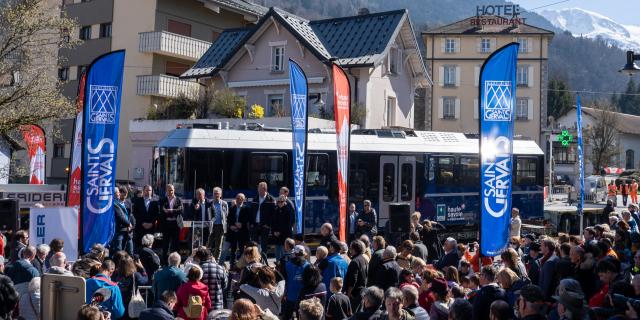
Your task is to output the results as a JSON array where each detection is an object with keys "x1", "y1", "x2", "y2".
[
  {"x1": 229, "y1": 298, "x2": 279, "y2": 320},
  {"x1": 499, "y1": 248, "x2": 527, "y2": 278},
  {"x1": 239, "y1": 245, "x2": 264, "y2": 285},
  {"x1": 497, "y1": 268, "x2": 523, "y2": 307}
]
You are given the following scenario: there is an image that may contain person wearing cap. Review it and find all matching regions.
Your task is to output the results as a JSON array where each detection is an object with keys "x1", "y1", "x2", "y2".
[
  {"x1": 515, "y1": 284, "x2": 546, "y2": 320},
  {"x1": 283, "y1": 244, "x2": 309, "y2": 319},
  {"x1": 428, "y1": 277, "x2": 452, "y2": 320},
  {"x1": 434, "y1": 237, "x2": 459, "y2": 271},
  {"x1": 322, "y1": 240, "x2": 348, "y2": 300},
  {"x1": 553, "y1": 279, "x2": 587, "y2": 320},
  {"x1": 344, "y1": 239, "x2": 368, "y2": 309},
  {"x1": 472, "y1": 266, "x2": 506, "y2": 320},
  {"x1": 293, "y1": 234, "x2": 312, "y2": 261},
  {"x1": 522, "y1": 234, "x2": 536, "y2": 256},
  {"x1": 524, "y1": 242, "x2": 541, "y2": 285}
]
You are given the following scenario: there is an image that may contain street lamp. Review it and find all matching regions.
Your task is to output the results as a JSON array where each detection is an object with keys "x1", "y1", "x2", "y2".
[{"x1": 619, "y1": 50, "x2": 640, "y2": 76}]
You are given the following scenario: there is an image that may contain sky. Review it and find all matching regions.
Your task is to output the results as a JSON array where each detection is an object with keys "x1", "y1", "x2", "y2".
[{"x1": 510, "y1": 0, "x2": 639, "y2": 25}]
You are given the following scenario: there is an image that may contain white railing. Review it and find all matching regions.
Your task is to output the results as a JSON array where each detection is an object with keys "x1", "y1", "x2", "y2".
[
  {"x1": 139, "y1": 31, "x2": 211, "y2": 61},
  {"x1": 136, "y1": 74, "x2": 200, "y2": 99}
]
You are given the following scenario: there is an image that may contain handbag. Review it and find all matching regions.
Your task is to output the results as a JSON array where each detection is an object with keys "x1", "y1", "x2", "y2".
[{"x1": 128, "y1": 273, "x2": 146, "y2": 318}]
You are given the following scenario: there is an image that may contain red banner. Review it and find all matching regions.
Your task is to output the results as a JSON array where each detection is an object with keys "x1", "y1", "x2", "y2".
[
  {"x1": 20, "y1": 125, "x2": 46, "y2": 184},
  {"x1": 67, "y1": 72, "x2": 86, "y2": 207},
  {"x1": 332, "y1": 64, "x2": 350, "y2": 241}
]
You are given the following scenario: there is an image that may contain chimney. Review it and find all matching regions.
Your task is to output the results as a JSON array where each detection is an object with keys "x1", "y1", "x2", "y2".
[{"x1": 357, "y1": 8, "x2": 370, "y2": 16}]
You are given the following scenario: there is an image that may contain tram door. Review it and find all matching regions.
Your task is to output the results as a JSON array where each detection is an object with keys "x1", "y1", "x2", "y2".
[{"x1": 378, "y1": 155, "x2": 416, "y2": 229}]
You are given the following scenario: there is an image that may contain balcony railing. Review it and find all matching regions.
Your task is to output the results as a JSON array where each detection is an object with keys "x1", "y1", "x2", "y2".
[
  {"x1": 136, "y1": 74, "x2": 200, "y2": 99},
  {"x1": 139, "y1": 31, "x2": 211, "y2": 61}
]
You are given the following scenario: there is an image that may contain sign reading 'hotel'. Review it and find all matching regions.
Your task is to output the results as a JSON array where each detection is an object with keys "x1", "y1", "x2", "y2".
[{"x1": 472, "y1": 5, "x2": 527, "y2": 26}]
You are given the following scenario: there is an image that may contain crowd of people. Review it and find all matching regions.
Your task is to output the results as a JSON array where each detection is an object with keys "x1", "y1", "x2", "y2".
[{"x1": 1, "y1": 182, "x2": 640, "y2": 320}]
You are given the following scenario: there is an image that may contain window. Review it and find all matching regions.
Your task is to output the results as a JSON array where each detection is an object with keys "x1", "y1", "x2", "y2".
[
  {"x1": 58, "y1": 67, "x2": 69, "y2": 81},
  {"x1": 554, "y1": 145, "x2": 576, "y2": 164},
  {"x1": 165, "y1": 61, "x2": 190, "y2": 77},
  {"x1": 271, "y1": 46, "x2": 285, "y2": 72},
  {"x1": 400, "y1": 163, "x2": 413, "y2": 201},
  {"x1": 167, "y1": 148, "x2": 185, "y2": 195},
  {"x1": 458, "y1": 157, "x2": 480, "y2": 186},
  {"x1": 249, "y1": 153, "x2": 286, "y2": 187},
  {"x1": 99, "y1": 23, "x2": 111, "y2": 38},
  {"x1": 307, "y1": 154, "x2": 329, "y2": 188},
  {"x1": 517, "y1": 65, "x2": 529, "y2": 86},
  {"x1": 443, "y1": 65, "x2": 456, "y2": 86},
  {"x1": 267, "y1": 94, "x2": 284, "y2": 116},
  {"x1": 443, "y1": 97, "x2": 456, "y2": 119},
  {"x1": 79, "y1": 26, "x2": 91, "y2": 40},
  {"x1": 627, "y1": 150, "x2": 635, "y2": 169},
  {"x1": 382, "y1": 163, "x2": 395, "y2": 201},
  {"x1": 77, "y1": 65, "x2": 87, "y2": 79},
  {"x1": 480, "y1": 38, "x2": 491, "y2": 53},
  {"x1": 517, "y1": 38, "x2": 529, "y2": 53},
  {"x1": 435, "y1": 157, "x2": 455, "y2": 185},
  {"x1": 167, "y1": 19, "x2": 191, "y2": 37},
  {"x1": 445, "y1": 39, "x2": 456, "y2": 53},
  {"x1": 388, "y1": 46, "x2": 399, "y2": 74},
  {"x1": 53, "y1": 143, "x2": 65, "y2": 158},
  {"x1": 386, "y1": 97, "x2": 396, "y2": 126},
  {"x1": 516, "y1": 157, "x2": 537, "y2": 185},
  {"x1": 516, "y1": 98, "x2": 529, "y2": 120}
]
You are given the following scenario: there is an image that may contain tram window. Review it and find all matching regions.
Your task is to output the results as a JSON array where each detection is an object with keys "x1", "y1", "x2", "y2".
[
  {"x1": 435, "y1": 157, "x2": 455, "y2": 185},
  {"x1": 516, "y1": 157, "x2": 537, "y2": 185},
  {"x1": 168, "y1": 148, "x2": 185, "y2": 195},
  {"x1": 250, "y1": 153, "x2": 286, "y2": 187},
  {"x1": 459, "y1": 156, "x2": 479, "y2": 185},
  {"x1": 382, "y1": 163, "x2": 395, "y2": 201},
  {"x1": 307, "y1": 154, "x2": 329, "y2": 188},
  {"x1": 349, "y1": 169, "x2": 367, "y2": 202},
  {"x1": 401, "y1": 163, "x2": 413, "y2": 201}
]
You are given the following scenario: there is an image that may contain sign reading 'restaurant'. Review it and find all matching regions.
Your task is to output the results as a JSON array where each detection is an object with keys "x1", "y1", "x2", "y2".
[{"x1": 472, "y1": 5, "x2": 527, "y2": 26}]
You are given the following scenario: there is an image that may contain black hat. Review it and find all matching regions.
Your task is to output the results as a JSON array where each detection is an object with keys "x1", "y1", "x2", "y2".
[
  {"x1": 529, "y1": 242, "x2": 541, "y2": 252},
  {"x1": 524, "y1": 234, "x2": 536, "y2": 241}
]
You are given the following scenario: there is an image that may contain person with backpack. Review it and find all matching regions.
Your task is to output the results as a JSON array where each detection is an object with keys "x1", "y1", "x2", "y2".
[{"x1": 175, "y1": 265, "x2": 211, "y2": 320}]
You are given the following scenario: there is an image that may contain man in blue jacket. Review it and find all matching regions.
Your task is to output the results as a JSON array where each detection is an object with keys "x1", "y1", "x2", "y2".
[
  {"x1": 322, "y1": 240, "x2": 348, "y2": 298},
  {"x1": 139, "y1": 290, "x2": 177, "y2": 320},
  {"x1": 85, "y1": 260, "x2": 125, "y2": 319},
  {"x1": 152, "y1": 252, "x2": 187, "y2": 300},
  {"x1": 5, "y1": 245, "x2": 39, "y2": 297},
  {"x1": 283, "y1": 245, "x2": 309, "y2": 319}
]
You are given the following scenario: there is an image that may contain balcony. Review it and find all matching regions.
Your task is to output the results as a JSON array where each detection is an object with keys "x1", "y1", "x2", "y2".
[
  {"x1": 139, "y1": 31, "x2": 211, "y2": 61},
  {"x1": 136, "y1": 74, "x2": 200, "y2": 99}
]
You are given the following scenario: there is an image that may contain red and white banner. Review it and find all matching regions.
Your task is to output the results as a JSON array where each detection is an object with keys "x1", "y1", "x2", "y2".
[
  {"x1": 332, "y1": 64, "x2": 350, "y2": 241},
  {"x1": 20, "y1": 125, "x2": 46, "y2": 184},
  {"x1": 67, "y1": 72, "x2": 86, "y2": 207},
  {"x1": 604, "y1": 167, "x2": 624, "y2": 175}
]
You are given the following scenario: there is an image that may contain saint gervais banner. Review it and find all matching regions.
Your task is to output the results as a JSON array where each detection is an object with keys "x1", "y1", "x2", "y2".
[
  {"x1": 332, "y1": 64, "x2": 350, "y2": 241},
  {"x1": 479, "y1": 43, "x2": 518, "y2": 256},
  {"x1": 30, "y1": 207, "x2": 79, "y2": 261},
  {"x1": 289, "y1": 59, "x2": 308, "y2": 235},
  {"x1": 81, "y1": 50, "x2": 125, "y2": 253},
  {"x1": 68, "y1": 71, "x2": 86, "y2": 207},
  {"x1": 20, "y1": 125, "x2": 46, "y2": 184},
  {"x1": 577, "y1": 95, "x2": 585, "y2": 216}
]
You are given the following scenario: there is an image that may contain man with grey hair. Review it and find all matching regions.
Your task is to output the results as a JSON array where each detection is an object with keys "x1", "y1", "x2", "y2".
[
  {"x1": 152, "y1": 252, "x2": 187, "y2": 300},
  {"x1": 374, "y1": 246, "x2": 401, "y2": 290},
  {"x1": 299, "y1": 297, "x2": 324, "y2": 320},
  {"x1": 208, "y1": 186, "x2": 228, "y2": 262},
  {"x1": 435, "y1": 237, "x2": 460, "y2": 270},
  {"x1": 320, "y1": 222, "x2": 338, "y2": 248},
  {"x1": 32, "y1": 244, "x2": 50, "y2": 275},
  {"x1": 402, "y1": 285, "x2": 429, "y2": 320},
  {"x1": 356, "y1": 199, "x2": 377, "y2": 239},
  {"x1": 383, "y1": 287, "x2": 413, "y2": 319},
  {"x1": 190, "y1": 187, "x2": 212, "y2": 247},
  {"x1": 46, "y1": 252, "x2": 73, "y2": 276},
  {"x1": 6, "y1": 246, "x2": 39, "y2": 297},
  {"x1": 140, "y1": 234, "x2": 161, "y2": 278},
  {"x1": 352, "y1": 286, "x2": 384, "y2": 319}
]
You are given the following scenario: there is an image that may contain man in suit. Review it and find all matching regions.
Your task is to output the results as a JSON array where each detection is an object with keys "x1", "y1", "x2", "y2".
[
  {"x1": 250, "y1": 181, "x2": 276, "y2": 253},
  {"x1": 133, "y1": 185, "x2": 159, "y2": 252},
  {"x1": 434, "y1": 237, "x2": 460, "y2": 271},
  {"x1": 226, "y1": 193, "x2": 250, "y2": 264},
  {"x1": 112, "y1": 187, "x2": 134, "y2": 255},
  {"x1": 190, "y1": 188, "x2": 212, "y2": 248},
  {"x1": 208, "y1": 187, "x2": 228, "y2": 262},
  {"x1": 159, "y1": 184, "x2": 183, "y2": 264}
]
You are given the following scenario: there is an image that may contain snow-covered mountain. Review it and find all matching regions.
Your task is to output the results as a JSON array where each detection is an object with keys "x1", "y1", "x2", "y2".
[{"x1": 540, "y1": 8, "x2": 640, "y2": 50}]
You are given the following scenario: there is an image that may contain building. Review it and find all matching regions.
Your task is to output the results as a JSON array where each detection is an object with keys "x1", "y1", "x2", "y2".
[
  {"x1": 181, "y1": 7, "x2": 430, "y2": 129},
  {"x1": 421, "y1": 15, "x2": 554, "y2": 144},
  {"x1": 49, "y1": 0, "x2": 265, "y2": 183},
  {"x1": 556, "y1": 106, "x2": 640, "y2": 182}
]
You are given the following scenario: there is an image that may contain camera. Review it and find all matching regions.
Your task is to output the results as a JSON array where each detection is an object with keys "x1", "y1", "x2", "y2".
[{"x1": 612, "y1": 294, "x2": 640, "y2": 312}]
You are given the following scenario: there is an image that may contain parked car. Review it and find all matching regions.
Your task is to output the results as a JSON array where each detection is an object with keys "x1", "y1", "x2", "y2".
[{"x1": 584, "y1": 175, "x2": 607, "y2": 203}]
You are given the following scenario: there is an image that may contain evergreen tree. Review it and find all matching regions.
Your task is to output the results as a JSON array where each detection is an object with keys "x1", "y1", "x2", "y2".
[
  {"x1": 547, "y1": 78, "x2": 574, "y2": 118},
  {"x1": 618, "y1": 78, "x2": 638, "y2": 115}
]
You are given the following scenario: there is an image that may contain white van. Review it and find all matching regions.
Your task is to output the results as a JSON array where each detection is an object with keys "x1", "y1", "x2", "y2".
[{"x1": 583, "y1": 175, "x2": 607, "y2": 204}]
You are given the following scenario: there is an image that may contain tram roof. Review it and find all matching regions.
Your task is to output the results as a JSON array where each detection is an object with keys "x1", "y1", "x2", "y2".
[{"x1": 156, "y1": 128, "x2": 543, "y2": 155}]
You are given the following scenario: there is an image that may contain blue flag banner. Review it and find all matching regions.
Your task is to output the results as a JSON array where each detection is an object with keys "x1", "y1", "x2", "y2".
[
  {"x1": 81, "y1": 50, "x2": 125, "y2": 253},
  {"x1": 479, "y1": 43, "x2": 519, "y2": 256},
  {"x1": 577, "y1": 95, "x2": 585, "y2": 215},
  {"x1": 289, "y1": 59, "x2": 308, "y2": 234}
]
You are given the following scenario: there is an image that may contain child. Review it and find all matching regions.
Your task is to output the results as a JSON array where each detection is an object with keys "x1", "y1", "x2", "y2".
[{"x1": 326, "y1": 277, "x2": 352, "y2": 320}]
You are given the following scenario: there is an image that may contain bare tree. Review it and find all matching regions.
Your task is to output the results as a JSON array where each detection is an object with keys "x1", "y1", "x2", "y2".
[
  {"x1": 0, "y1": 0, "x2": 77, "y2": 134},
  {"x1": 586, "y1": 103, "x2": 619, "y2": 173}
]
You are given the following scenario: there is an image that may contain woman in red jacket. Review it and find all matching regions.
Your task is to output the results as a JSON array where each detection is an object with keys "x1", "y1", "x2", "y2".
[{"x1": 175, "y1": 264, "x2": 212, "y2": 320}]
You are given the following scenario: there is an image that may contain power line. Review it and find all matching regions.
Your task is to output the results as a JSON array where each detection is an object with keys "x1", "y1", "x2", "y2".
[
  {"x1": 547, "y1": 88, "x2": 640, "y2": 96},
  {"x1": 527, "y1": 0, "x2": 572, "y2": 11}
]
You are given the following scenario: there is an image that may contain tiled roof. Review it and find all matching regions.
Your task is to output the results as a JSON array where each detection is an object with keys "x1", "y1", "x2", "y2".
[
  {"x1": 210, "y1": 0, "x2": 268, "y2": 17},
  {"x1": 181, "y1": 28, "x2": 251, "y2": 78},
  {"x1": 581, "y1": 107, "x2": 640, "y2": 135},
  {"x1": 423, "y1": 15, "x2": 554, "y2": 35},
  {"x1": 273, "y1": 8, "x2": 331, "y2": 60}
]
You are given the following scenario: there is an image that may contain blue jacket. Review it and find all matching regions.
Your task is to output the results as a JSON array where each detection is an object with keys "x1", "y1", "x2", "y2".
[
  {"x1": 152, "y1": 266, "x2": 187, "y2": 299},
  {"x1": 6, "y1": 259, "x2": 39, "y2": 285},
  {"x1": 85, "y1": 273, "x2": 125, "y2": 319},
  {"x1": 322, "y1": 253, "x2": 348, "y2": 295},
  {"x1": 285, "y1": 257, "x2": 309, "y2": 302},
  {"x1": 139, "y1": 300, "x2": 175, "y2": 320}
]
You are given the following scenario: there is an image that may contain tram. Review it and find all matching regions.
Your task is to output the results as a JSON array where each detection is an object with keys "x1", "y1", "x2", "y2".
[{"x1": 152, "y1": 124, "x2": 544, "y2": 239}]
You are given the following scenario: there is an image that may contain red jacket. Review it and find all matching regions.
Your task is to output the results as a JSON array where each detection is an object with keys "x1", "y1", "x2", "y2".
[{"x1": 175, "y1": 280, "x2": 212, "y2": 320}]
